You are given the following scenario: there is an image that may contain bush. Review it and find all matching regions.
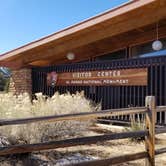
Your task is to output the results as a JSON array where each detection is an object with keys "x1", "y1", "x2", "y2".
[
  {"x1": 126, "y1": 114, "x2": 145, "y2": 142},
  {"x1": 0, "y1": 73, "x2": 9, "y2": 92},
  {"x1": 0, "y1": 91, "x2": 98, "y2": 144}
]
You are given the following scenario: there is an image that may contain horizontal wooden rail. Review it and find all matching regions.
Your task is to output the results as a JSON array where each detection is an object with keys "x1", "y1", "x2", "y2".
[
  {"x1": 0, "y1": 130, "x2": 148, "y2": 156},
  {"x1": 156, "y1": 127, "x2": 166, "y2": 134},
  {"x1": 156, "y1": 106, "x2": 166, "y2": 112},
  {"x1": 0, "y1": 107, "x2": 147, "y2": 126},
  {"x1": 97, "y1": 119, "x2": 131, "y2": 125},
  {"x1": 70, "y1": 147, "x2": 166, "y2": 166},
  {"x1": 155, "y1": 147, "x2": 166, "y2": 155},
  {"x1": 70, "y1": 151, "x2": 148, "y2": 166}
]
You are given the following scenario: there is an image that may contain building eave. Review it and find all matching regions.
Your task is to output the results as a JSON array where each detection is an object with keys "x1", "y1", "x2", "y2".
[{"x1": 0, "y1": 0, "x2": 156, "y2": 62}]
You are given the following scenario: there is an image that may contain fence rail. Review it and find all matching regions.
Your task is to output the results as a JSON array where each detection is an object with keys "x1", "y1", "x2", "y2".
[
  {"x1": 0, "y1": 130, "x2": 148, "y2": 156},
  {"x1": 0, "y1": 96, "x2": 165, "y2": 166},
  {"x1": 101, "y1": 105, "x2": 166, "y2": 126},
  {"x1": 0, "y1": 107, "x2": 146, "y2": 126}
]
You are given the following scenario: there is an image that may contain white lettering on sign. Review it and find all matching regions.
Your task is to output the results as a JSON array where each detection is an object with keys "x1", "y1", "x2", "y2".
[
  {"x1": 72, "y1": 70, "x2": 121, "y2": 78},
  {"x1": 103, "y1": 79, "x2": 129, "y2": 84},
  {"x1": 97, "y1": 71, "x2": 121, "y2": 77},
  {"x1": 72, "y1": 72, "x2": 92, "y2": 78},
  {"x1": 47, "y1": 68, "x2": 147, "y2": 86}
]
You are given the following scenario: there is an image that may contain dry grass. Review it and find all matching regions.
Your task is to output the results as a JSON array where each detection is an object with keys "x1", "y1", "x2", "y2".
[
  {"x1": 0, "y1": 91, "x2": 99, "y2": 144},
  {"x1": 125, "y1": 114, "x2": 146, "y2": 142}
]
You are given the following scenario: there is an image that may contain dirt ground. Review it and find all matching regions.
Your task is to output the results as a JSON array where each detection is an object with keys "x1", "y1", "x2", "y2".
[
  {"x1": 55, "y1": 124, "x2": 166, "y2": 166},
  {"x1": 0, "y1": 124, "x2": 165, "y2": 166}
]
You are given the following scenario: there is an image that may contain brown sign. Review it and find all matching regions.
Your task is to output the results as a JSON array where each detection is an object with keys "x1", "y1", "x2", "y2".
[{"x1": 47, "y1": 68, "x2": 148, "y2": 87}]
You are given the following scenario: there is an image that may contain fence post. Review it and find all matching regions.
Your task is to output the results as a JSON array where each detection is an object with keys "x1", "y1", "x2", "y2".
[{"x1": 145, "y1": 96, "x2": 156, "y2": 166}]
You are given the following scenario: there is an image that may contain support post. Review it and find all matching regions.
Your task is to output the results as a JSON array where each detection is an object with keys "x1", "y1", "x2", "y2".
[{"x1": 145, "y1": 96, "x2": 156, "y2": 166}]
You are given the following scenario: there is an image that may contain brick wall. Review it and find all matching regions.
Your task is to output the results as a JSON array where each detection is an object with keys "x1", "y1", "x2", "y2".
[{"x1": 9, "y1": 68, "x2": 32, "y2": 95}]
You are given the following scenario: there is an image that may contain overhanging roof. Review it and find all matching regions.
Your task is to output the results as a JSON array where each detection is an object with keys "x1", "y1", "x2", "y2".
[{"x1": 0, "y1": 0, "x2": 166, "y2": 69}]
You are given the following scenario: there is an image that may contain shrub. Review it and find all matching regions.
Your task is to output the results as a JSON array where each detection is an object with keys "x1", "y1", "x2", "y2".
[
  {"x1": 125, "y1": 114, "x2": 145, "y2": 142},
  {"x1": 0, "y1": 73, "x2": 10, "y2": 92},
  {"x1": 0, "y1": 91, "x2": 98, "y2": 144}
]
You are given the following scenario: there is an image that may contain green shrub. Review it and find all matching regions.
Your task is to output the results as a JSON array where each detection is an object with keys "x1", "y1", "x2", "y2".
[{"x1": 0, "y1": 73, "x2": 9, "y2": 92}]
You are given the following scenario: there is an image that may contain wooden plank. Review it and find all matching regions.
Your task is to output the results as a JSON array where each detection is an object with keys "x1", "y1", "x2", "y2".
[
  {"x1": 69, "y1": 147, "x2": 166, "y2": 166},
  {"x1": 0, "y1": 130, "x2": 148, "y2": 156},
  {"x1": 156, "y1": 106, "x2": 166, "y2": 112},
  {"x1": 155, "y1": 147, "x2": 166, "y2": 155},
  {"x1": 97, "y1": 119, "x2": 131, "y2": 125},
  {"x1": 22, "y1": 2, "x2": 163, "y2": 59},
  {"x1": 23, "y1": 1, "x2": 166, "y2": 64},
  {"x1": 47, "y1": 68, "x2": 148, "y2": 87},
  {"x1": 145, "y1": 96, "x2": 156, "y2": 166},
  {"x1": 155, "y1": 127, "x2": 166, "y2": 134},
  {"x1": 0, "y1": 107, "x2": 146, "y2": 126},
  {"x1": 43, "y1": 23, "x2": 166, "y2": 67},
  {"x1": 68, "y1": 151, "x2": 148, "y2": 166}
]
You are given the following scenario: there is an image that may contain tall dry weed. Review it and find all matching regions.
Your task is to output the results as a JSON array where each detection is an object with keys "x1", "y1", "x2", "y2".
[{"x1": 0, "y1": 91, "x2": 99, "y2": 144}]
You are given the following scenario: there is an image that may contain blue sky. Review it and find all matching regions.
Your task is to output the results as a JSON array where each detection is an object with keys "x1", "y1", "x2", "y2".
[{"x1": 0, "y1": 0, "x2": 128, "y2": 54}]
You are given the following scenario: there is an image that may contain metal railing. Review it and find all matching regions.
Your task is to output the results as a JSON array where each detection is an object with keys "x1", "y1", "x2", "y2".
[{"x1": 32, "y1": 56, "x2": 166, "y2": 125}]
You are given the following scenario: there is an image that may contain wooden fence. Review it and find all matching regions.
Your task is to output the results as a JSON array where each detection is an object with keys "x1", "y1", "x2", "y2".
[{"x1": 0, "y1": 96, "x2": 165, "y2": 166}]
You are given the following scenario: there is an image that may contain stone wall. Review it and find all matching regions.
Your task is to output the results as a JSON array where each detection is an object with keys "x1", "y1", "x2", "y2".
[{"x1": 9, "y1": 68, "x2": 32, "y2": 95}]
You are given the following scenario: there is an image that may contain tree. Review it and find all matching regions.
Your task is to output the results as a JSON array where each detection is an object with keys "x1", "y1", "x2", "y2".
[{"x1": 0, "y1": 73, "x2": 10, "y2": 92}]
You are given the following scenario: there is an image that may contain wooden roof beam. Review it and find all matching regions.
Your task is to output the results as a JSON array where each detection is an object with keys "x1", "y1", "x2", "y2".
[
  {"x1": 20, "y1": 2, "x2": 166, "y2": 65},
  {"x1": 47, "y1": 22, "x2": 166, "y2": 65}
]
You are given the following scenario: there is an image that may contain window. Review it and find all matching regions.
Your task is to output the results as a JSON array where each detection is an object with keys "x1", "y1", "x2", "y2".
[
  {"x1": 95, "y1": 49, "x2": 126, "y2": 61},
  {"x1": 131, "y1": 38, "x2": 166, "y2": 58}
]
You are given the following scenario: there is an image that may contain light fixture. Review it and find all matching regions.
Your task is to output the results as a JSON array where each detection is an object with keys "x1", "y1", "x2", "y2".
[
  {"x1": 66, "y1": 52, "x2": 75, "y2": 60},
  {"x1": 152, "y1": 22, "x2": 163, "y2": 51}
]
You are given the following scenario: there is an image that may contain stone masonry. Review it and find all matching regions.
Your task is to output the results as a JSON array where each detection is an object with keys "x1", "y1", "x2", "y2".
[{"x1": 9, "y1": 68, "x2": 32, "y2": 95}]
